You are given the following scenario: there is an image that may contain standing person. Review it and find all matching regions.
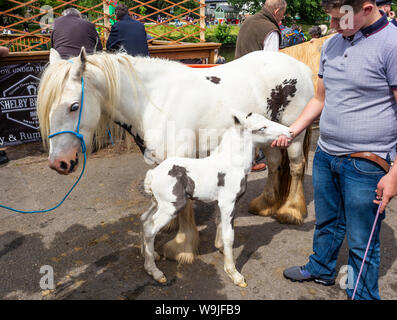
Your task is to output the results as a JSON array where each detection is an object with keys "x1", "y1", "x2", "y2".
[
  {"x1": 51, "y1": 8, "x2": 102, "y2": 59},
  {"x1": 106, "y1": 4, "x2": 149, "y2": 57},
  {"x1": 235, "y1": 0, "x2": 287, "y2": 172},
  {"x1": 235, "y1": 0, "x2": 286, "y2": 58},
  {"x1": 273, "y1": 0, "x2": 397, "y2": 300},
  {"x1": 0, "y1": 46, "x2": 9, "y2": 164},
  {"x1": 376, "y1": 0, "x2": 397, "y2": 26}
]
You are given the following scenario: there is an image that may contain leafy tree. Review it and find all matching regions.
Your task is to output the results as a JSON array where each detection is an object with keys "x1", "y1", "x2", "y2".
[{"x1": 228, "y1": 0, "x2": 328, "y2": 25}]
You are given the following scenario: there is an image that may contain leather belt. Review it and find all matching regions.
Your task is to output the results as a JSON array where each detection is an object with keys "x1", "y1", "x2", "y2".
[{"x1": 350, "y1": 152, "x2": 390, "y2": 173}]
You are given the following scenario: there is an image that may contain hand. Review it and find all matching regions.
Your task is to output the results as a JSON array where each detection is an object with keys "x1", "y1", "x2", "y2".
[
  {"x1": 373, "y1": 171, "x2": 397, "y2": 213},
  {"x1": 389, "y1": 11, "x2": 395, "y2": 19},
  {"x1": 271, "y1": 130, "x2": 294, "y2": 148}
]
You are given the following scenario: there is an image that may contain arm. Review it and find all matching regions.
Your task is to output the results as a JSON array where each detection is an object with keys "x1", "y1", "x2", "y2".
[
  {"x1": 93, "y1": 24, "x2": 103, "y2": 51},
  {"x1": 263, "y1": 31, "x2": 279, "y2": 52},
  {"x1": 271, "y1": 77, "x2": 325, "y2": 148},
  {"x1": 373, "y1": 89, "x2": 397, "y2": 213},
  {"x1": 106, "y1": 24, "x2": 118, "y2": 52},
  {"x1": 0, "y1": 46, "x2": 9, "y2": 57}
]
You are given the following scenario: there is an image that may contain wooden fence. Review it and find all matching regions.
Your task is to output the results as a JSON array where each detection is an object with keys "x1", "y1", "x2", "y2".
[{"x1": 0, "y1": 0, "x2": 206, "y2": 52}]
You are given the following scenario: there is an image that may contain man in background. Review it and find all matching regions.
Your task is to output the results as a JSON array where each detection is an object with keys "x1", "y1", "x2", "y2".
[
  {"x1": 51, "y1": 8, "x2": 102, "y2": 59},
  {"x1": 235, "y1": 0, "x2": 287, "y2": 172},
  {"x1": 235, "y1": 0, "x2": 286, "y2": 58},
  {"x1": 376, "y1": 0, "x2": 397, "y2": 26},
  {"x1": 106, "y1": 4, "x2": 149, "y2": 57}
]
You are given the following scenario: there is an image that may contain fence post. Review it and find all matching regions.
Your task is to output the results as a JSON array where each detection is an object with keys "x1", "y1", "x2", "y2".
[
  {"x1": 200, "y1": 0, "x2": 205, "y2": 42},
  {"x1": 103, "y1": 0, "x2": 111, "y2": 40}
]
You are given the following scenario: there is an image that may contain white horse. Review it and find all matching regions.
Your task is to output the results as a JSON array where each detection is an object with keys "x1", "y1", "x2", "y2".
[
  {"x1": 142, "y1": 111, "x2": 291, "y2": 286},
  {"x1": 37, "y1": 47, "x2": 314, "y2": 264}
]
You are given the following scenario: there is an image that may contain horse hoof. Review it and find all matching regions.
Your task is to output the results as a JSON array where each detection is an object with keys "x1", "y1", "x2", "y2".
[
  {"x1": 158, "y1": 276, "x2": 167, "y2": 284},
  {"x1": 238, "y1": 282, "x2": 248, "y2": 288}
]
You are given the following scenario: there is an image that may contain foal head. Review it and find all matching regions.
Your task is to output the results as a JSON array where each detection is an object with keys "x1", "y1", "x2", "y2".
[
  {"x1": 38, "y1": 48, "x2": 103, "y2": 174},
  {"x1": 232, "y1": 110, "x2": 292, "y2": 146}
]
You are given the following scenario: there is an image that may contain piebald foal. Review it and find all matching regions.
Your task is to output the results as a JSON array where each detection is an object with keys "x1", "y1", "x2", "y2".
[{"x1": 141, "y1": 111, "x2": 292, "y2": 287}]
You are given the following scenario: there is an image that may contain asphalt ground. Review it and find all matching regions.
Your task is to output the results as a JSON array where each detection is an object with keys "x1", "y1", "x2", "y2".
[{"x1": 0, "y1": 129, "x2": 396, "y2": 301}]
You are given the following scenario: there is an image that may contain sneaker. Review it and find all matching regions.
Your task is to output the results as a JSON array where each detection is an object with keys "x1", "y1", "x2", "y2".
[
  {"x1": 283, "y1": 266, "x2": 335, "y2": 286},
  {"x1": 0, "y1": 151, "x2": 9, "y2": 164},
  {"x1": 251, "y1": 162, "x2": 266, "y2": 172}
]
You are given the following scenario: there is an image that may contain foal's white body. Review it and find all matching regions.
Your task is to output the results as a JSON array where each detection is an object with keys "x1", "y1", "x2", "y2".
[
  {"x1": 141, "y1": 113, "x2": 291, "y2": 286},
  {"x1": 38, "y1": 48, "x2": 314, "y2": 265}
]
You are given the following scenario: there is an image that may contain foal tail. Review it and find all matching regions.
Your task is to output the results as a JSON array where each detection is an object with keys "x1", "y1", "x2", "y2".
[{"x1": 144, "y1": 169, "x2": 154, "y2": 196}]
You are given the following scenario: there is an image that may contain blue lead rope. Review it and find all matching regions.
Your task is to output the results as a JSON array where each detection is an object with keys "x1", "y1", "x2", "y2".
[{"x1": 0, "y1": 76, "x2": 87, "y2": 214}]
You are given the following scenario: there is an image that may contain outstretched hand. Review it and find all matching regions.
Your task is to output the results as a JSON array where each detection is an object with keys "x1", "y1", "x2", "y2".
[{"x1": 271, "y1": 131, "x2": 294, "y2": 148}]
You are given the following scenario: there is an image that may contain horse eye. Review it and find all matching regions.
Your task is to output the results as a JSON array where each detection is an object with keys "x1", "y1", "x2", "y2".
[
  {"x1": 260, "y1": 127, "x2": 266, "y2": 131},
  {"x1": 70, "y1": 103, "x2": 79, "y2": 112}
]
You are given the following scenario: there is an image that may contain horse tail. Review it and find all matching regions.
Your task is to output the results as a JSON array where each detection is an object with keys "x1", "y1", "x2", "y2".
[
  {"x1": 278, "y1": 149, "x2": 291, "y2": 205},
  {"x1": 144, "y1": 169, "x2": 154, "y2": 195},
  {"x1": 278, "y1": 126, "x2": 311, "y2": 203}
]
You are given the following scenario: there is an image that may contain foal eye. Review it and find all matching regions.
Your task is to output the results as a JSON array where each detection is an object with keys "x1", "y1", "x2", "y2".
[
  {"x1": 259, "y1": 127, "x2": 266, "y2": 131},
  {"x1": 70, "y1": 103, "x2": 79, "y2": 112}
]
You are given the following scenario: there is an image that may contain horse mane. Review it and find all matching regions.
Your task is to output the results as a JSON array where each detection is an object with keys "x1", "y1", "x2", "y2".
[{"x1": 37, "y1": 52, "x2": 152, "y2": 152}]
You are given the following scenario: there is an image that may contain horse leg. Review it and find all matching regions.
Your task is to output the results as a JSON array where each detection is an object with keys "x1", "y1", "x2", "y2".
[
  {"x1": 218, "y1": 199, "x2": 247, "y2": 287},
  {"x1": 141, "y1": 202, "x2": 177, "y2": 283},
  {"x1": 163, "y1": 199, "x2": 199, "y2": 264},
  {"x1": 273, "y1": 138, "x2": 307, "y2": 225},
  {"x1": 248, "y1": 146, "x2": 282, "y2": 216}
]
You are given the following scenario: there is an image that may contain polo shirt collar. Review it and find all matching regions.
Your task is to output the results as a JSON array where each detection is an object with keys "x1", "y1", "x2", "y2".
[{"x1": 360, "y1": 10, "x2": 389, "y2": 37}]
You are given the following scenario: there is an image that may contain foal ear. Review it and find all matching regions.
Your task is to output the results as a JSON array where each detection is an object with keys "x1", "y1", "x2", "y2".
[
  {"x1": 233, "y1": 115, "x2": 241, "y2": 126},
  {"x1": 49, "y1": 48, "x2": 62, "y2": 64}
]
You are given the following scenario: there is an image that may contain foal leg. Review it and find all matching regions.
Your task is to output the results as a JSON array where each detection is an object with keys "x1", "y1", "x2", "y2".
[
  {"x1": 163, "y1": 199, "x2": 199, "y2": 263},
  {"x1": 248, "y1": 146, "x2": 282, "y2": 216},
  {"x1": 219, "y1": 198, "x2": 247, "y2": 287},
  {"x1": 140, "y1": 201, "x2": 160, "y2": 261},
  {"x1": 142, "y1": 202, "x2": 177, "y2": 283},
  {"x1": 274, "y1": 138, "x2": 307, "y2": 225}
]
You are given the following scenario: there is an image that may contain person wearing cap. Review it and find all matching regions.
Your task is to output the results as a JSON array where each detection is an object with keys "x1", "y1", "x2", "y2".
[
  {"x1": 273, "y1": 0, "x2": 397, "y2": 300},
  {"x1": 376, "y1": 0, "x2": 397, "y2": 26}
]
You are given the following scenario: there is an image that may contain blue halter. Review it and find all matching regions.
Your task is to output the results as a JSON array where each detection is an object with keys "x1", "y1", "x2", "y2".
[{"x1": 0, "y1": 75, "x2": 87, "y2": 214}]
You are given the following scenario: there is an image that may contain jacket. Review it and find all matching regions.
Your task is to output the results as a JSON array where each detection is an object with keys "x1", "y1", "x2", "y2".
[
  {"x1": 106, "y1": 15, "x2": 149, "y2": 57},
  {"x1": 51, "y1": 15, "x2": 102, "y2": 59}
]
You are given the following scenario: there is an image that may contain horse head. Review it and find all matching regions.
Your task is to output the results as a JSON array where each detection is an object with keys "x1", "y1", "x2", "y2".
[{"x1": 38, "y1": 47, "x2": 103, "y2": 175}]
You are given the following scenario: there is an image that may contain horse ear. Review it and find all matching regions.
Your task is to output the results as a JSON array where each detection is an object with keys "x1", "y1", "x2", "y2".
[
  {"x1": 79, "y1": 47, "x2": 87, "y2": 67},
  {"x1": 49, "y1": 48, "x2": 62, "y2": 64},
  {"x1": 71, "y1": 47, "x2": 87, "y2": 79}
]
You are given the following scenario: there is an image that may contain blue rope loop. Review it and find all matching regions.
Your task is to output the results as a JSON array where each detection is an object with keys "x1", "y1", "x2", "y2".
[{"x1": 0, "y1": 76, "x2": 87, "y2": 214}]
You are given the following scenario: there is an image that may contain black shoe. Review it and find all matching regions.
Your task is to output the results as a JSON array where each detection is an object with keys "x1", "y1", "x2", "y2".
[
  {"x1": 0, "y1": 151, "x2": 9, "y2": 164},
  {"x1": 283, "y1": 266, "x2": 335, "y2": 286}
]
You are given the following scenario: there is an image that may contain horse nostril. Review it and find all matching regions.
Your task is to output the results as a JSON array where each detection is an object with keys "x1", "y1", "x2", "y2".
[
  {"x1": 70, "y1": 160, "x2": 76, "y2": 171},
  {"x1": 60, "y1": 161, "x2": 68, "y2": 170}
]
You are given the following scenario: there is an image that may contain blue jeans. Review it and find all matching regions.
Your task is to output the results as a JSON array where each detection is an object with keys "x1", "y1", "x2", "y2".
[{"x1": 305, "y1": 146, "x2": 388, "y2": 300}]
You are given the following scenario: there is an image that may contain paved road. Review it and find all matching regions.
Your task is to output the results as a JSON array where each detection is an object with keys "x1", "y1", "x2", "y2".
[{"x1": 0, "y1": 132, "x2": 396, "y2": 300}]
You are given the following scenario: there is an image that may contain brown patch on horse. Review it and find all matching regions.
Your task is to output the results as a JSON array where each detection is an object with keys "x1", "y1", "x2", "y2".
[
  {"x1": 266, "y1": 79, "x2": 297, "y2": 122},
  {"x1": 206, "y1": 76, "x2": 221, "y2": 84},
  {"x1": 168, "y1": 165, "x2": 196, "y2": 211},
  {"x1": 217, "y1": 172, "x2": 226, "y2": 187}
]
